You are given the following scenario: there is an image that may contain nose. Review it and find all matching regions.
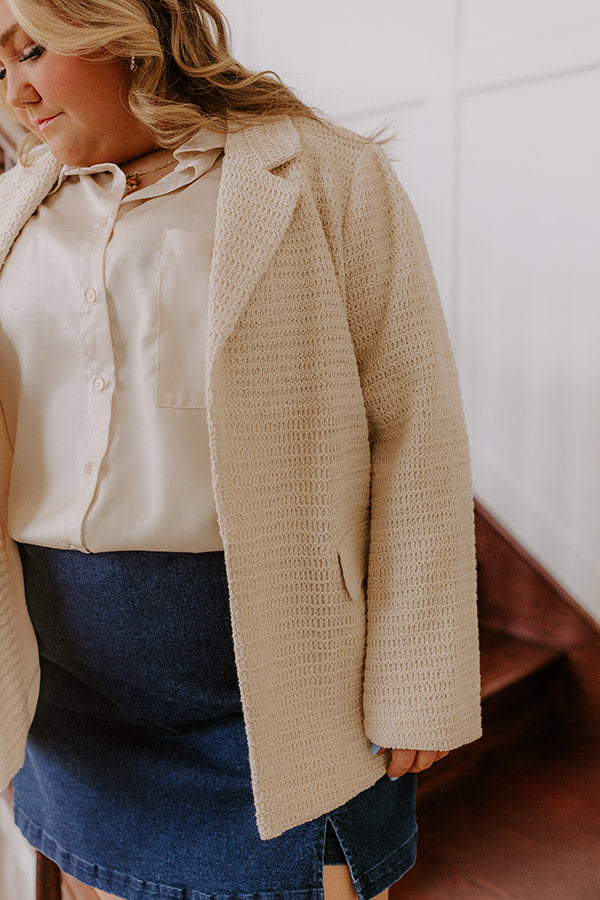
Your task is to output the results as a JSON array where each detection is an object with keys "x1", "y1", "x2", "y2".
[{"x1": 5, "y1": 67, "x2": 40, "y2": 111}]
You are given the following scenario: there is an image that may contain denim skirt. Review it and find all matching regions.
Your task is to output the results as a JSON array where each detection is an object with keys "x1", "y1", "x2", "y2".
[{"x1": 12, "y1": 544, "x2": 417, "y2": 900}]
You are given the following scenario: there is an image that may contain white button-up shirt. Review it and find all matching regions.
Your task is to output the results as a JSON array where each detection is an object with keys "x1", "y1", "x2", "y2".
[{"x1": 0, "y1": 129, "x2": 225, "y2": 553}]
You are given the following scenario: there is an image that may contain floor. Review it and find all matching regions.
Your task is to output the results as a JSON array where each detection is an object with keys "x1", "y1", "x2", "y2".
[{"x1": 395, "y1": 734, "x2": 600, "y2": 899}]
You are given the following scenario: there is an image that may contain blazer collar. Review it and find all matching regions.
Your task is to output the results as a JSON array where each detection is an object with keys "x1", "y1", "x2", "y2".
[{"x1": 223, "y1": 112, "x2": 301, "y2": 170}]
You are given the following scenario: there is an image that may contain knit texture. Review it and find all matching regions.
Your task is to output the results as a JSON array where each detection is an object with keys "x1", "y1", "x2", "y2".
[
  {"x1": 1, "y1": 411, "x2": 41, "y2": 786},
  {"x1": 0, "y1": 145, "x2": 61, "y2": 786},
  {"x1": 0, "y1": 116, "x2": 481, "y2": 840}
]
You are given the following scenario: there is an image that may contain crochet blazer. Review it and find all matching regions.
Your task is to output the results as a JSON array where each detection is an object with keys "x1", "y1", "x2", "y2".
[{"x1": 0, "y1": 114, "x2": 481, "y2": 840}]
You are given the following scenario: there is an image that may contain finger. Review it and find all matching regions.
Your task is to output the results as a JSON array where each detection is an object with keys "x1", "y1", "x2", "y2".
[
  {"x1": 407, "y1": 750, "x2": 438, "y2": 773},
  {"x1": 386, "y1": 748, "x2": 418, "y2": 779},
  {"x1": 435, "y1": 750, "x2": 450, "y2": 762}
]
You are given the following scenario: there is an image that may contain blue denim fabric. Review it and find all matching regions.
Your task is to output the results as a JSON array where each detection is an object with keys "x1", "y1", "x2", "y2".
[{"x1": 13, "y1": 545, "x2": 417, "y2": 900}]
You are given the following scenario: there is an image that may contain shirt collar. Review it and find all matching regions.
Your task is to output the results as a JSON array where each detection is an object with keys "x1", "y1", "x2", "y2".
[
  {"x1": 52, "y1": 127, "x2": 227, "y2": 193},
  {"x1": 173, "y1": 127, "x2": 226, "y2": 160}
]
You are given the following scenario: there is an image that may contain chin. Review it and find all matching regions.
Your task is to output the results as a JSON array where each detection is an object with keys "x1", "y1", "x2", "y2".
[
  {"x1": 44, "y1": 143, "x2": 96, "y2": 168},
  {"x1": 38, "y1": 130, "x2": 96, "y2": 168}
]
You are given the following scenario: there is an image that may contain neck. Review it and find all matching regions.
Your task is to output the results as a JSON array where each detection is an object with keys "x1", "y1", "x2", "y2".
[{"x1": 120, "y1": 146, "x2": 173, "y2": 174}]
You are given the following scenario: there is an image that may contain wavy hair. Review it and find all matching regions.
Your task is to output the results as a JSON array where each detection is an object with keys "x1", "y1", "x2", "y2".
[{"x1": 2, "y1": 0, "x2": 390, "y2": 163}]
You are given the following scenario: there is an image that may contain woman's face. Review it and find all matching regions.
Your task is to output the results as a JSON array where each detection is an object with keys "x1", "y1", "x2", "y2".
[{"x1": 0, "y1": 0, "x2": 158, "y2": 166}]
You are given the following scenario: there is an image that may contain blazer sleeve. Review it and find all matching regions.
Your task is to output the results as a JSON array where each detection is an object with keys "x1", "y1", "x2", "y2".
[{"x1": 342, "y1": 142, "x2": 482, "y2": 751}]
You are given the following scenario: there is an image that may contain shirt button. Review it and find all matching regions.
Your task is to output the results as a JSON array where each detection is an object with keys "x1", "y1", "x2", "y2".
[
  {"x1": 84, "y1": 461, "x2": 94, "y2": 474},
  {"x1": 94, "y1": 376, "x2": 106, "y2": 391},
  {"x1": 99, "y1": 215, "x2": 110, "y2": 227},
  {"x1": 85, "y1": 288, "x2": 97, "y2": 303}
]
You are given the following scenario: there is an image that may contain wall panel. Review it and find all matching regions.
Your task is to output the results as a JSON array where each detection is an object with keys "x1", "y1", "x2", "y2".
[
  {"x1": 457, "y1": 69, "x2": 600, "y2": 615},
  {"x1": 216, "y1": 0, "x2": 253, "y2": 62},
  {"x1": 461, "y1": 0, "x2": 600, "y2": 49},
  {"x1": 247, "y1": 0, "x2": 452, "y2": 112}
]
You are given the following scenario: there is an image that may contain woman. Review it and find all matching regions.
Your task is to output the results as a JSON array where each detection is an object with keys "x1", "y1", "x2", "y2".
[{"x1": 0, "y1": 1, "x2": 482, "y2": 898}]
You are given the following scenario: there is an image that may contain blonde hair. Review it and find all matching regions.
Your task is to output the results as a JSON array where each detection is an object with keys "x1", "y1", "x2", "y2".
[{"x1": 2, "y1": 0, "x2": 389, "y2": 163}]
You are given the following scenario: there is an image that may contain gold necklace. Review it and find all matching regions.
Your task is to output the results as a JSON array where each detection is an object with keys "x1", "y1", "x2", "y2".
[{"x1": 122, "y1": 158, "x2": 175, "y2": 196}]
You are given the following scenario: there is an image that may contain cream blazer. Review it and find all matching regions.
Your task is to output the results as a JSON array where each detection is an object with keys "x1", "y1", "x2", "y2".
[{"x1": 0, "y1": 114, "x2": 481, "y2": 840}]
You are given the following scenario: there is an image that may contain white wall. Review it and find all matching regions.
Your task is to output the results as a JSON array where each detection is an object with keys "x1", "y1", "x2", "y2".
[{"x1": 221, "y1": 0, "x2": 600, "y2": 624}]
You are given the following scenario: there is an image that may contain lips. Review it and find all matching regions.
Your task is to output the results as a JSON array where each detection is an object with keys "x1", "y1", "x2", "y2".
[{"x1": 35, "y1": 113, "x2": 61, "y2": 131}]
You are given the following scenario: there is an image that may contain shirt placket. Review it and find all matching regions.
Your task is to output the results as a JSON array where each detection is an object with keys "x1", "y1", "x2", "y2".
[{"x1": 61, "y1": 194, "x2": 118, "y2": 551}]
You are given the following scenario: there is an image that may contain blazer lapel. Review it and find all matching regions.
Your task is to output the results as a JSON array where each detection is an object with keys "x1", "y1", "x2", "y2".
[{"x1": 206, "y1": 116, "x2": 302, "y2": 377}]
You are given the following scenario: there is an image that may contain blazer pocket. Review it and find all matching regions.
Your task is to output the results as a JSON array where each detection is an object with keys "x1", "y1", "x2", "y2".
[
  {"x1": 337, "y1": 521, "x2": 369, "y2": 603},
  {"x1": 156, "y1": 229, "x2": 213, "y2": 409}
]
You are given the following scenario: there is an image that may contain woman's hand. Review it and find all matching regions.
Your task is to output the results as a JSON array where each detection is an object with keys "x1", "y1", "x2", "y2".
[{"x1": 370, "y1": 744, "x2": 450, "y2": 779}]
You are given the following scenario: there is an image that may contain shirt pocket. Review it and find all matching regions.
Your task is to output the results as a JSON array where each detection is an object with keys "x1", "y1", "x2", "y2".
[{"x1": 156, "y1": 229, "x2": 212, "y2": 409}]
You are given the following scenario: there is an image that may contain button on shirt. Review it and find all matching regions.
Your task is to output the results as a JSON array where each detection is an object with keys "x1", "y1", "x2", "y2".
[{"x1": 0, "y1": 130, "x2": 225, "y2": 553}]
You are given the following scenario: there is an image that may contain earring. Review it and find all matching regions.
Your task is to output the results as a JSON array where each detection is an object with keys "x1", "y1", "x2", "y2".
[{"x1": 130, "y1": 54, "x2": 136, "y2": 72}]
